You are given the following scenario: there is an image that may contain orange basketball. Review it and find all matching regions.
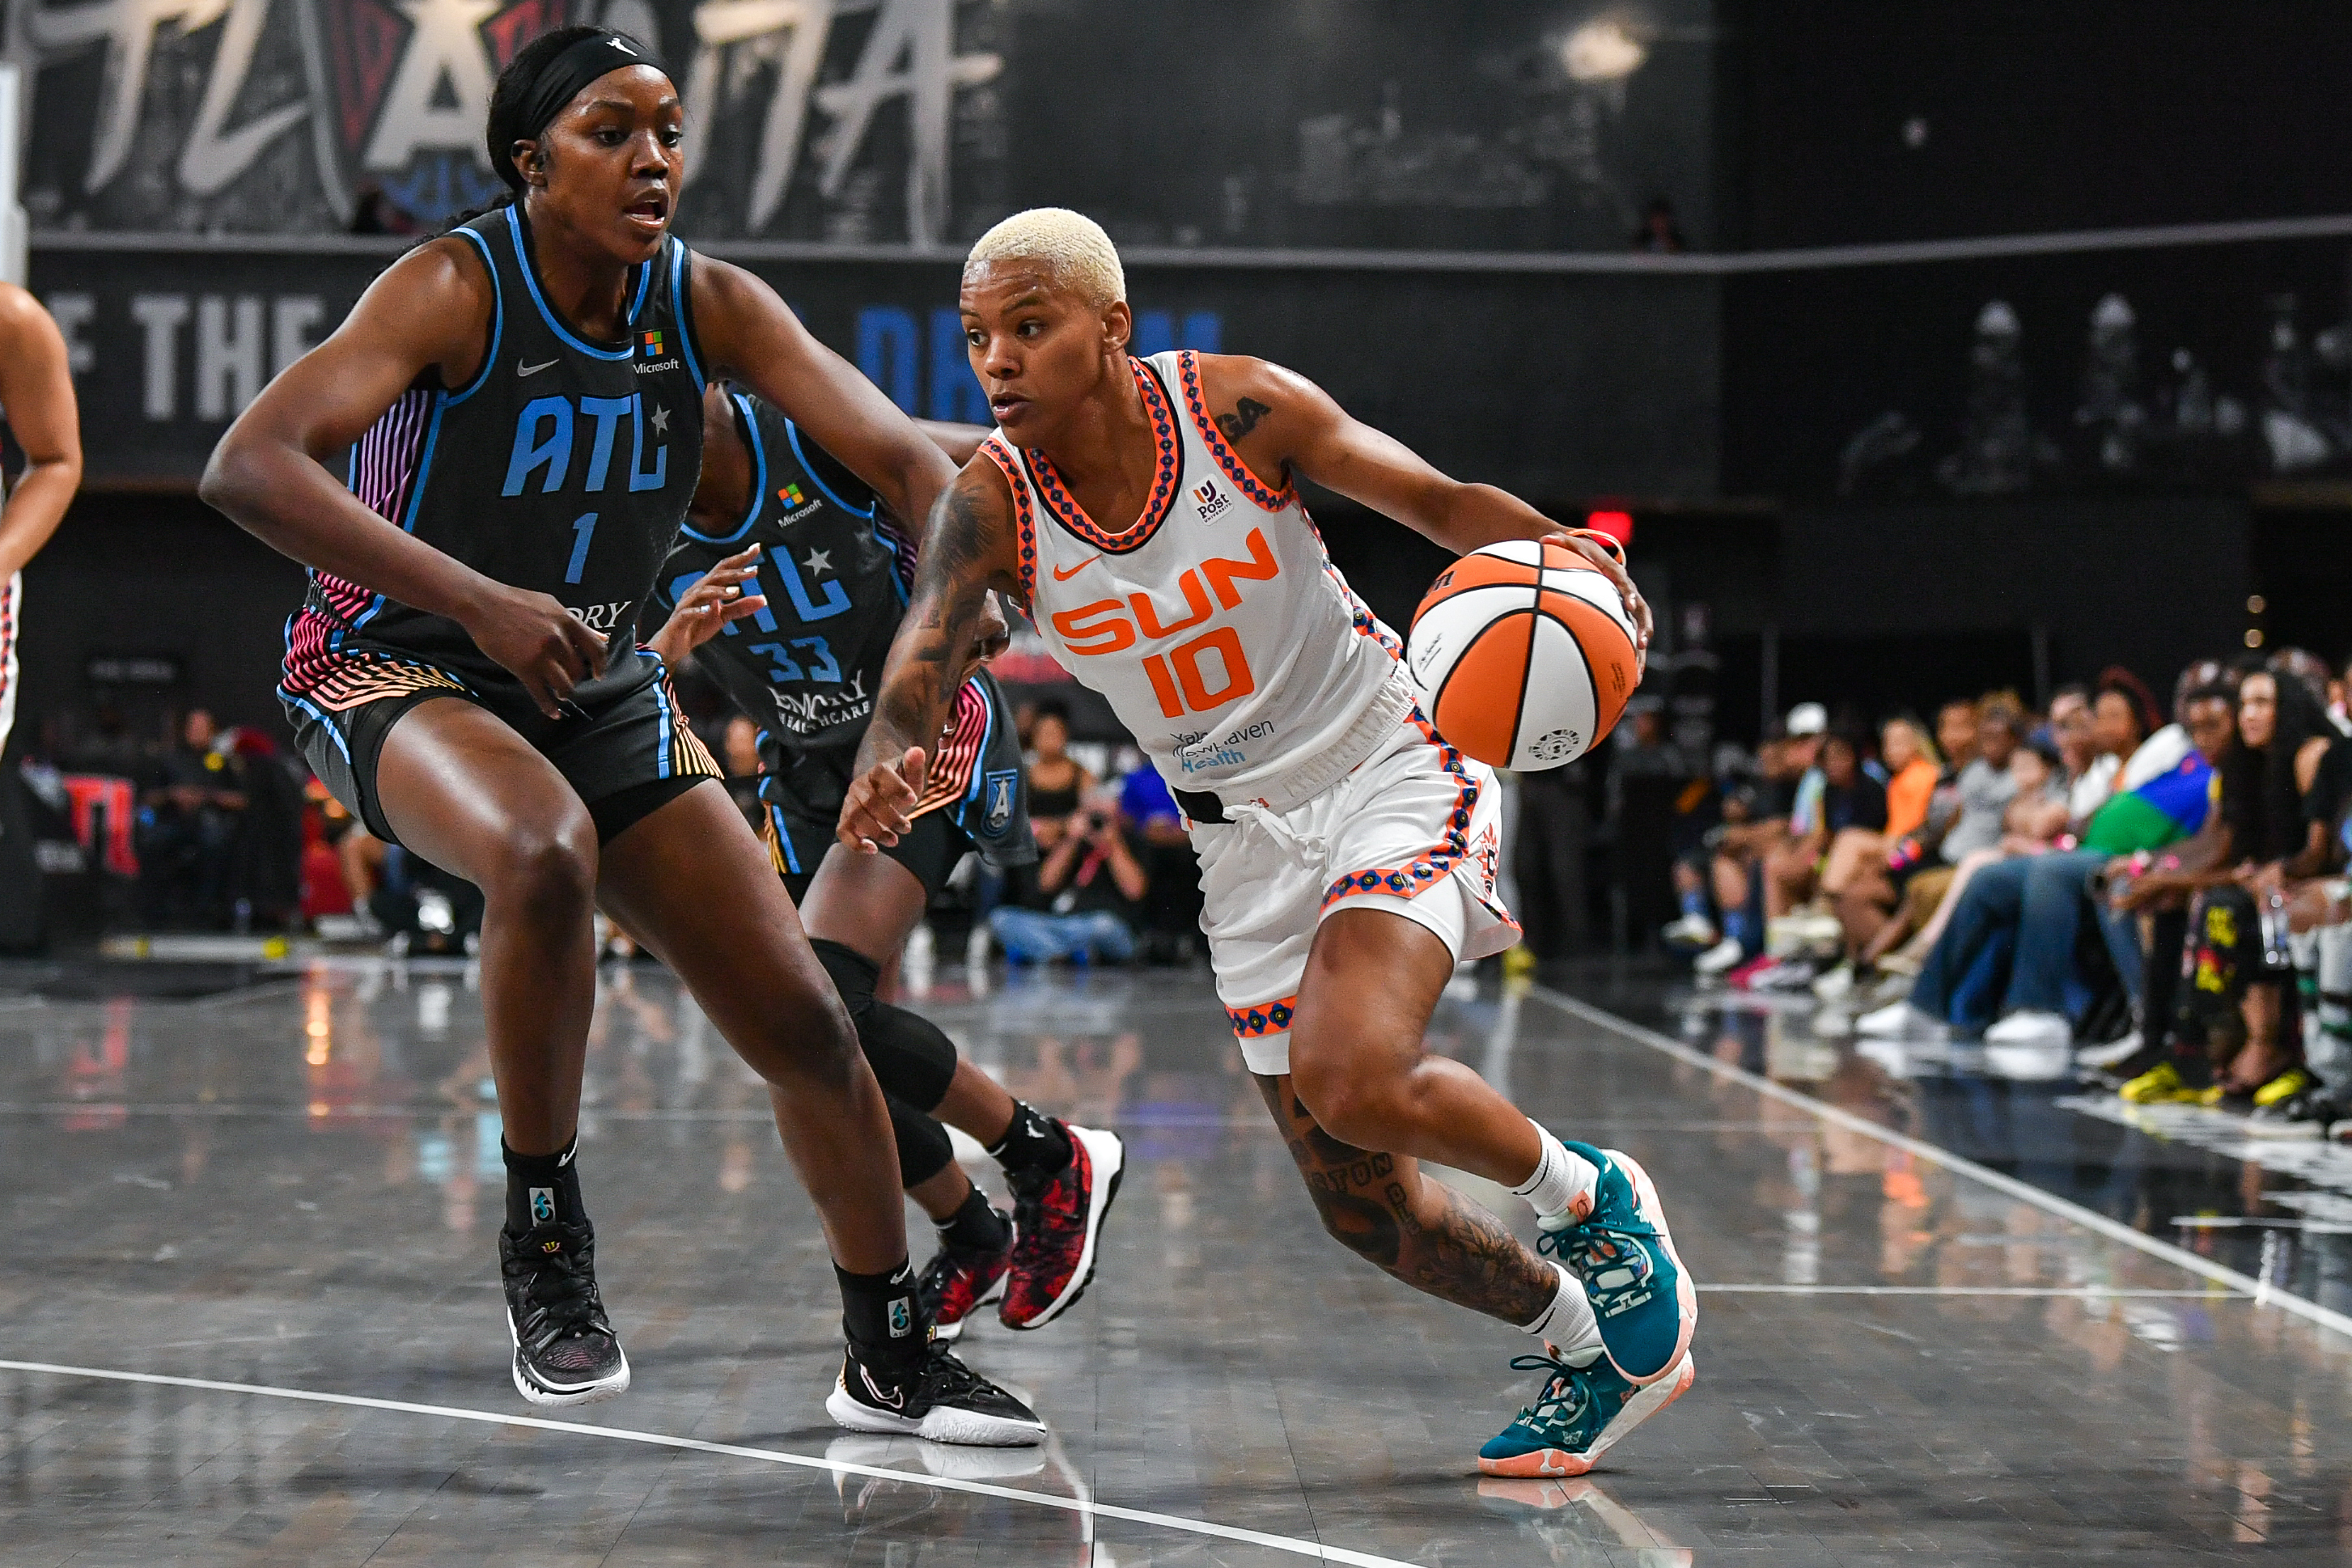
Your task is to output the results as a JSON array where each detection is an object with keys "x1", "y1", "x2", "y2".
[{"x1": 1405, "y1": 539, "x2": 1639, "y2": 770}]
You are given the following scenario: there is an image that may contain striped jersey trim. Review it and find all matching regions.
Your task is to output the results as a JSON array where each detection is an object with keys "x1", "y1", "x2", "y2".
[
  {"x1": 1175, "y1": 350, "x2": 1295, "y2": 512},
  {"x1": 976, "y1": 437, "x2": 1039, "y2": 605},
  {"x1": 914, "y1": 680, "x2": 991, "y2": 816},
  {"x1": 277, "y1": 649, "x2": 470, "y2": 713}
]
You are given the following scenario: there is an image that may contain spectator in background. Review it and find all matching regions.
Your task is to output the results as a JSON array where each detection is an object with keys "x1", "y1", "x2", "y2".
[
  {"x1": 1025, "y1": 699, "x2": 1091, "y2": 848},
  {"x1": 138, "y1": 709, "x2": 247, "y2": 926},
  {"x1": 1766, "y1": 724, "x2": 1887, "y2": 918},
  {"x1": 1688, "y1": 704, "x2": 1824, "y2": 975},
  {"x1": 1939, "y1": 693, "x2": 2026, "y2": 864},
  {"x1": 1119, "y1": 753, "x2": 1203, "y2": 962},
  {"x1": 2179, "y1": 664, "x2": 2341, "y2": 1101},
  {"x1": 992, "y1": 784, "x2": 1146, "y2": 964},
  {"x1": 1864, "y1": 667, "x2": 2233, "y2": 1048},
  {"x1": 1816, "y1": 716, "x2": 1941, "y2": 996},
  {"x1": 1935, "y1": 697, "x2": 1981, "y2": 777}
]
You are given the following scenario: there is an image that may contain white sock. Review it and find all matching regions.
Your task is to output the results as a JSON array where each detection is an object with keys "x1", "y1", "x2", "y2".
[
  {"x1": 1519, "y1": 1262, "x2": 1601, "y2": 1354},
  {"x1": 1509, "y1": 1123, "x2": 1600, "y2": 1226}
]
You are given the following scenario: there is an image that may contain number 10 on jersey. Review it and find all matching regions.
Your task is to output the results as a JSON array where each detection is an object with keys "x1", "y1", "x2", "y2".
[{"x1": 1142, "y1": 625, "x2": 1255, "y2": 718}]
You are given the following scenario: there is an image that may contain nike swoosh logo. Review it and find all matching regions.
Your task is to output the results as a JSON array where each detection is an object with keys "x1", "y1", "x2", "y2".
[
  {"x1": 1051, "y1": 554, "x2": 1102, "y2": 581},
  {"x1": 517, "y1": 358, "x2": 557, "y2": 377}
]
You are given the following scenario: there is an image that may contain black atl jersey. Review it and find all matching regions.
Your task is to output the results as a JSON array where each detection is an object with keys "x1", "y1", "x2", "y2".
[
  {"x1": 282, "y1": 206, "x2": 705, "y2": 717},
  {"x1": 652, "y1": 392, "x2": 1031, "y2": 863}
]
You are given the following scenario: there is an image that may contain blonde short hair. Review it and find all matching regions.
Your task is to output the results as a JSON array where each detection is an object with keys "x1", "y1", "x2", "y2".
[{"x1": 964, "y1": 208, "x2": 1125, "y2": 309}]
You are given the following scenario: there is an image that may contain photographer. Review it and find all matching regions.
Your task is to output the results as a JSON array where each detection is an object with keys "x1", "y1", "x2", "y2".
[{"x1": 990, "y1": 785, "x2": 1148, "y2": 965}]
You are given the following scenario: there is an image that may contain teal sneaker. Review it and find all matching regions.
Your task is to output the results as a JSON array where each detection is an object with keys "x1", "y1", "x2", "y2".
[
  {"x1": 1536, "y1": 1142, "x2": 1697, "y2": 1386},
  {"x1": 1477, "y1": 1341, "x2": 1697, "y2": 1477}
]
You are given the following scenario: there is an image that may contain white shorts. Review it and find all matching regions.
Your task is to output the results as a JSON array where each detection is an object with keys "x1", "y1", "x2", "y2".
[{"x1": 1193, "y1": 709, "x2": 1519, "y2": 1075}]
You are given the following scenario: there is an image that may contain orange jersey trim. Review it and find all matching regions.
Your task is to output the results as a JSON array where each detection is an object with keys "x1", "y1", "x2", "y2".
[{"x1": 977, "y1": 436, "x2": 1039, "y2": 606}]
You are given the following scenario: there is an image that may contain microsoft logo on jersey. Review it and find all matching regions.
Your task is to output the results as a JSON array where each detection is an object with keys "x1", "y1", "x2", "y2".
[
  {"x1": 778, "y1": 482, "x2": 807, "y2": 506},
  {"x1": 640, "y1": 329, "x2": 666, "y2": 357}
]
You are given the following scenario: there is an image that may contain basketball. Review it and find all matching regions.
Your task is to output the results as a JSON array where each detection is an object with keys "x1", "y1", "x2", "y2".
[{"x1": 1405, "y1": 539, "x2": 1640, "y2": 771}]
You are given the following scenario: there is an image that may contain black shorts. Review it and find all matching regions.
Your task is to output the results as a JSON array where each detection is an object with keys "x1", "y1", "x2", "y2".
[
  {"x1": 759, "y1": 672, "x2": 1036, "y2": 905},
  {"x1": 286, "y1": 652, "x2": 723, "y2": 850},
  {"x1": 765, "y1": 799, "x2": 968, "y2": 905}
]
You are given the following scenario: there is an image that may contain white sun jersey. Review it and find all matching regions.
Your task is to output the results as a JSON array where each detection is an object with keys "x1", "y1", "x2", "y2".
[{"x1": 979, "y1": 350, "x2": 1416, "y2": 812}]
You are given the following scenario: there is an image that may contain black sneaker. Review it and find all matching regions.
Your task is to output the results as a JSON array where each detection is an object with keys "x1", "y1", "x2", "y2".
[
  {"x1": 2247, "y1": 1087, "x2": 2346, "y2": 1140},
  {"x1": 826, "y1": 1337, "x2": 1046, "y2": 1446},
  {"x1": 499, "y1": 1220, "x2": 629, "y2": 1407}
]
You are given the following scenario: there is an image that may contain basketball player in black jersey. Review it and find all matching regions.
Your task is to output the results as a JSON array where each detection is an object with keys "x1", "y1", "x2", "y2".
[
  {"x1": 647, "y1": 386, "x2": 1124, "y2": 1339},
  {"x1": 201, "y1": 28, "x2": 1038, "y2": 1445}
]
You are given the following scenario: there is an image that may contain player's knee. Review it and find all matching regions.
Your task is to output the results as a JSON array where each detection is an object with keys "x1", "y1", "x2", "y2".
[
  {"x1": 484, "y1": 819, "x2": 596, "y2": 919},
  {"x1": 1290, "y1": 1049, "x2": 1404, "y2": 1152},
  {"x1": 810, "y1": 938, "x2": 879, "y2": 1022}
]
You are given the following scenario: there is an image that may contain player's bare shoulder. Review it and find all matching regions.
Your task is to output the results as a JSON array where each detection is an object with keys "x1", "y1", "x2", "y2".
[{"x1": 343, "y1": 234, "x2": 498, "y2": 381}]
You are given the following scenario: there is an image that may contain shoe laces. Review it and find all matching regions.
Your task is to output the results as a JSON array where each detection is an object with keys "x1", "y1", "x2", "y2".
[
  {"x1": 506, "y1": 1233, "x2": 610, "y2": 1353},
  {"x1": 915, "y1": 1340, "x2": 994, "y2": 1402},
  {"x1": 1536, "y1": 1219, "x2": 1645, "y2": 1282},
  {"x1": 1505, "y1": 1351, "x2": 1592, "y2": 1429}
]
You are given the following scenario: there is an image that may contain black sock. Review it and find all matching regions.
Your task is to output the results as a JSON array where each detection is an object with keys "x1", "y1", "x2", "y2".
[
  {"x1": 837, "y1": 1259, "x2": 925, "y2": 1364},
  {"x1": 503, "y1": 1136, "x2": 584, "y2": 1234},
  {"x1": 937, "y1": 1187, "x2": 1011, "y2": 1253},
  {"x1": 986, "y1": 1100, "x2": 1073, "y2": 1179}
]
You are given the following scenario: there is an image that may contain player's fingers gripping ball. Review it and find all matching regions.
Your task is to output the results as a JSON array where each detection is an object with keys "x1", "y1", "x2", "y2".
[{"x1": 1406, "y1": 539, "x2": 1640, "y2": 770}]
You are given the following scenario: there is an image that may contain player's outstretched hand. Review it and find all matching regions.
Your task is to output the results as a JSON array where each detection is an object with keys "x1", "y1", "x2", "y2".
[
  {"x1": 838, "y1": 746, "x2": 927, "y2": 853},
  {"x1": 649, "y1": 545, "x2": 767, "y2": 667},
  {"x1": 1545, "y1": 528, "x2": 1652, "y2": 677},
  {"x1": 460, "y1": 581, "x2": 608, "y2": 718}
]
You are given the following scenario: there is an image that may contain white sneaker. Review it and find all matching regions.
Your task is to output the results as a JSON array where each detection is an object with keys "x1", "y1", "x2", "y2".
[
  {"x1": 2076, "y1": 1032, "x2": 2143, "y2": 1070},
  {"x1": 1662, "y1": 913, "x2": 1718, "y2": 948},
  {"x1": 1985, "y1": 1010, "x2": 2071, "y2": 1046},
  {"x1": 1856, "y1": 1000, "x2": 1947, "y2": 1040},
  {"x1": 1811, "y1": 963, "x2": 1855, "y2": 1003},
  {"x1": 1693, "y1": 939, "x2": 1745, "y2": 977}
]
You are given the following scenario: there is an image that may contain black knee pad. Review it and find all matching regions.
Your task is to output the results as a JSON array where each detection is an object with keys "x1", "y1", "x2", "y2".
[
  {"x1": 887, "y1": 1094, "x2": 956, "y2": 1189},
  {"x1": 810, "y1": 937, "x2": 960, "y2": 1111}
]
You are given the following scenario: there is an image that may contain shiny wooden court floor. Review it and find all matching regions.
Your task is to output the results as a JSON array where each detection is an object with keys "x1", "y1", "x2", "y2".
[{"x1": 1, "y1": 959, "x2": 2348, "y2": 1565}]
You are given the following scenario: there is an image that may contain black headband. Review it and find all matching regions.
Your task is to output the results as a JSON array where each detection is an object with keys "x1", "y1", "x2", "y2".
[{"x1": 513, "y1": 32, "x2": 667, "y2": 151}]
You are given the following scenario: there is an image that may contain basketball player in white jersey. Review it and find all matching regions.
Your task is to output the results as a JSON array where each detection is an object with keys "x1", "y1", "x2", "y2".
[
  {"x1": 841, "y1": 210, "x2": 1698, "y2": 1476},
  {"x1": 0, "y1": 285, "x2": 83, "y2": 755}
]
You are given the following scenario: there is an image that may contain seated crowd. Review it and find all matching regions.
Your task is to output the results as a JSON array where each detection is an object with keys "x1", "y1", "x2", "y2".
[{"x1": 1667, "y1": 653, "x2": 2352, "y2": 1140}]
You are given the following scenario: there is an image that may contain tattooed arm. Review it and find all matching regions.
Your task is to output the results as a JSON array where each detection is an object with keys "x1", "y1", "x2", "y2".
[
  {"x1": 1195, "y1": 353, "x2": 1651, "y2": 660},
  {"x1": 837, "y1": 460, "x2": 1025, "y2": 851}
]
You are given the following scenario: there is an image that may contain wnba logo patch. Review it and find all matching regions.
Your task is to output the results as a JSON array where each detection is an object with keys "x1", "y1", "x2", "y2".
[{"x1": 1192, "y1": 479, "x2": 1230, "y2": 520}]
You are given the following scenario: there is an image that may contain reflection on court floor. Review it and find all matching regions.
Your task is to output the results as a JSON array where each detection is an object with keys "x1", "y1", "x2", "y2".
[{"x1": 1, "y1": 960, "x2": 2349, "y2": 1563}]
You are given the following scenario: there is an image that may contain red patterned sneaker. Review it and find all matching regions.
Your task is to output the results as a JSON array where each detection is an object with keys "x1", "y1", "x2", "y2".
[
  {"x1": 999, "y1": 1122, "x2": 1125, "y2": 1330},
  {"x1": 917, "y1": 1224, "x2": 1011, "y2": 1343}
]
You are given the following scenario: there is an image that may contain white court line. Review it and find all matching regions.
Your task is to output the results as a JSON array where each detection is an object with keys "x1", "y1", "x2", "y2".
[
  {"x1": 0, "y1": 1358, "x2": 1423, "y2": 1568},
  {"x1": 1700, "y1": 1285, "x2": 2210, "y2": 1298},
  {"x1": 1532, "y1": 987, "x2": 2352, "y2": 1346}
]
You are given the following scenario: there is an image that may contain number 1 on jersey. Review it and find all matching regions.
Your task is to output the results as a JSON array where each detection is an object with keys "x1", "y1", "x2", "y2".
[{"x1": 566, "y1": 511, "x2": 599, "y2": 585}]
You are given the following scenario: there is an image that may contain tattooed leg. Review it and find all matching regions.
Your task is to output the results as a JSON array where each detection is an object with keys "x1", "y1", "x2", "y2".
[{"x1": 1254, "y1": 1073, "x2": 1557, "y2": 1327}]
